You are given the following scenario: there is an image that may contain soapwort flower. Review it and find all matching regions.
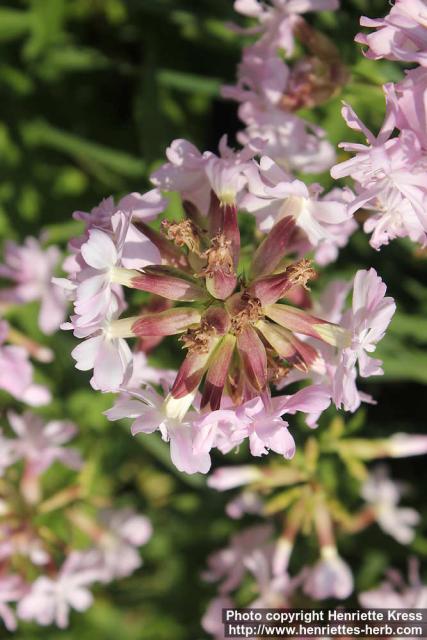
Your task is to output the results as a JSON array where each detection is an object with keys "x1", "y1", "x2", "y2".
[
  {"x1": 0, "y1": 237, "x2": 67, "y2": 334},
  {"x1": 63, "y1": 149, "x2": 395, "y2": 473},
  {"x1": 355, "y1": 0, "x2": 427, "y2": 67}
]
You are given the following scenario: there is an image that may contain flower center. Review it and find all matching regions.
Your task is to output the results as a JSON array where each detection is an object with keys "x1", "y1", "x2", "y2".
[{"x1": 200, "y1": 234, "x2": 235, "y2": 276}]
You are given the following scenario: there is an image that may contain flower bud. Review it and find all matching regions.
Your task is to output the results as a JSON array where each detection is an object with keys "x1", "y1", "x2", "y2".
[
  {"x1": 265, "y1": 303, "x2": 350, "y2": 347},
  {"x1": 248, "y1": 259, "x2": 316, "y2": 305},
  {"x1": 207, "y1": 465, "x2": 262, "y2": 490},
  {"x1": 250, "y1": 216, "x2": 296, "y2": 278},
  {"x1": 236, "y1": 325, "x2": 267, "y2": 392},
  {"x1": 303, "y1": 545, "x2": 354, "y2": 600},
  {"x1": 256, "y1": 319, "x2": 317, "y2": 371},
  {"x1": 202, "y1": 334, "x2": 237, "y2": 410},
  {"x1": 132, "y1": 308, "x2": 201, "y2": 337},
  {"x1": 132, "y1": 266, "x2": 207, "y2": 301},
  {"x1": 171, "y1": 336, "x2": 220, "y2": 399},
  {"x1": 387, "y1": 433, "x2": 427, "y2": 458}
]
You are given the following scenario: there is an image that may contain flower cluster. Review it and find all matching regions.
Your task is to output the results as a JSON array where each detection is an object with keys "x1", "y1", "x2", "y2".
[
  {"x1": 0, "y1": 237, "x2": 67, "y2": 334},
  {"x1": 55, "y1": 6, "x2": 401, "y2": 480},
  {"x1": 224, "y1": 0, "x2": 345, "y2": 175},
  {"x1": 58, "y1": 158, "x2": 395, "y2": 474},
  {"x1": 201, "y1": 418, "x2": 427, "y2": 636},
  {"x1": 0, "y1": 412, "x2": 151, "y2": 631},
  {"x1": 332, "y1": 0, "x2": 427, "y2": 249}
]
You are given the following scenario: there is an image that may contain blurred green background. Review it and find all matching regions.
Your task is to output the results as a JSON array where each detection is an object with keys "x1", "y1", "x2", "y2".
[{"x1": 0, "y1": 0, "x2": 426, "y2": 638}]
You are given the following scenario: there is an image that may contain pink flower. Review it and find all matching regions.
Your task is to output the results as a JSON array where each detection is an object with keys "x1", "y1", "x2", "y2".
[
  {"x1": 238, "y1": 105, "x2": 336, "y2": 174},
  {"x1": 275, "y1": 278, "x2": 372, "y2": 417},
  {"x1": 236, "y1": 385, "x2": 330, "y2": 457},
  {"x1": 199, "y1": 385, "x2": 330, "y2": 459},
  {"x1": 151, "y1": 136, "x2": 260, "y2": 210},
  {"x1": 245, "y1": 548, "x2": 298, "y2": 608},
  {"x1": 387, "y1": 432, "x2": 427, "y2": 458},
  {"x1": 282, "y1": 271, "x2": 392, "y2": 415},
  {"x1": 204, "y1": 136, "x2": 261, "y2": 206},
  {"x1": 17, "y1": 551, "x2": 102, "y2": 628},
  {"x1": 0, "y1": 237, "x2": 67, "y2": 334},
  {"x1": 202, "y1": 524, "x2": 272, "y2": 593},
  {"x1": 234, "y1": 0, "x2": 339, "y2": 56},
  {"x1": 117, "y1": 189, "x2": 167, "y2": 221},
  {"x1": 359, "y1": 561, "x2": 427, "y2": 608},
  {"x1": 331, "y1": 102, "x2": 427, "y2": 248},
  {"x1": 73, "y1": 211, "x2": 159, "y2": 327},
  {"x1": 362, "y1": 466, "x2": 420, "y2": 545},
  {"x1": 207, "y1": 465, "x2": 262, "y2": 491},
  {"x1": 57, "y1": 201, "x2": 162, "y2": 371},
  {"x1": 242, "y1": 155, "x2": 353, "y2": 249},
  {"x1": 151, "y1": 139, "x2": 210, "y2": 213},
  {"x1": 105, "y1": 385, "x2": 211, "y2": 474},
  {"x1": 355, "y1": 0, "x2": 427, "y2": 66},
  {"x1": 61, "y1": 201, "x2": 166, "y2": 391},
  {"x1": 70, "y1": 306, "x2": 133, "y2": 392},
  {"x1": 7, "y1": 411, "x2": 82, "y2": 476},
  {"x1": 313, "y1": 278, "x2": 352, "y2": 325},
  {"x1": 222, "y1": 47, "x2": 289, "y2": 108},
  {"x1": 221, "y1": 36, "x2": 336, "y2": 174},
  {"x1": 333, "y1": 269, "x2": 396, "y2": 411},
  {"x1": 311, "y1": 188, "x2": 358, "y2": 265},
  {"x1": 387, "y1": 69, "x2": 427, "y2": 151},
  {"x1": 202, "y1": 596, "x2": 234, "y2": 640},
  {"x1": 192, "y1": 408, "x2": 243, "y2": 458},
  {"x1": 346, "y1": 268, "x2": 396, "y2": 374},
  {"x1": 0, "y1": 574, "x2": 27, "y2": 632},
  {"x1": 95, "y1": 508, "x2": 152, "y2": 582},
  {"x1": 225, "y1": 491, "x2": 264, "y2": 519},
  {"x1": 222, "y1": 18, "x2": 344, "y2": 175},
  {"x1": 94, "y1": 508, "x2": 152, "y2": 580},
  {"x1": 303, "y1": 545, "x2": 353, "y2": 600},
  {"x1": 0, "y1": 331, "x2": 51, "y2": 407},
  {"x1": 207, "y1": 465, "x2": 264, "y2": 519},
  {"x1": 73, "y1": 189, "x2": 166, "y2": 231},
  {"x1": 68, "y1": 190, "x2": 165, "y2": 270}
]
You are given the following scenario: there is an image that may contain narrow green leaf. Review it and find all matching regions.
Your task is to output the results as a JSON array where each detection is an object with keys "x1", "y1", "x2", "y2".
[
  {"x1": 20, "y1": 120, "x2": 145, "y2": 178},
  {"x1": 0, "y1": 9, "x2": 31, "y2": 42},
  {"x1": 158, "y1": 69, "x2": 221, "y2": 97}
]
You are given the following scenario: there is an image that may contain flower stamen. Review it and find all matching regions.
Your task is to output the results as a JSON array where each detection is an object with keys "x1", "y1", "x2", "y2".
[
  {"x1": 179, "y1": 321, "x2": 217, "y2": 354},
  {"x1": 161, "y1": 219, "x2": 202, "y2": 255}
]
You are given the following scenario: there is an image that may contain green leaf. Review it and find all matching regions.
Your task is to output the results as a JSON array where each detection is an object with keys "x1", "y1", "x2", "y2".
[
  {"x1": 158, "y1": 68, "x2": 221, "y2": 97},
  {"x1": 352, "y1": 57, "x2": 403, "y2": 85},
  {"x1": 42, "y1": 220, "x2": 84, "y2": 244},
  {"x1": 20, "y1": 120, "x2": 146, "y2": 178},
  {"x1": 0, "y1": 8, "x2": 31, "y2": 42},
  {"x1": 38, "y1": 45, "x2": 110, "y2": 76},
  {"x1": 379, "y1": 336, "x2": 427, "y2": 384},
  {"x1": 264, "y1": 486, "x2": 303, "y2": 515},
  {"x1": 24, "y1": 0, "x2": 67, "y2": 59},
  {"x1": 0, "y1": 64, "x2": 34, "y2": 95},
  {"x1": 390, "y1": 312, "x2": 427, "y2": 343}
]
